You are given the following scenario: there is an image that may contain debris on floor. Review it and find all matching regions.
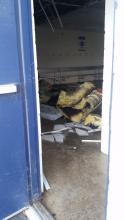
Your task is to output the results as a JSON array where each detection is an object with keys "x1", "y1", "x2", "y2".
[
  {"x1": 41, "y1": 123, "x2": 89, "y2": 143},
  {"x1": 42, "y1": 126, "x2": 70, "y2": 134},
  {"x1": 81, "y1": 139, "x2": 101, "y2": 143},
  {"x1": 42, "y1": 133, "x2": 65, "y2": 143},
  {"x1": 43, "y1": 174, "x2": 51, "y2": 191},
  {"x1": 40, "y1": 81, "x2": 102, "y2": 143},
  {"x1": 88, "y1": 127, "x2": 101, "y2": 133},
  {"x1": 75, "y1": 128, "x2": 89, "y2": 136},
  {"x1": 84, "y1": 114, "x2": 101, "y2": 127},
  {"x1": 64, "y1": 122, "x2": 91, "y2": 131},
  {"x1": 58, "y1": 89, "x2": 102, "y2": 124},
  {"x1": 57, "y1": 82, "x2": 95, "y2": 108},
  {"x1": 42, "y1": 135, "x2": 55, "y2": 143},
  {"x1": 40, "y1": 104, "x2": 62, "y2": 121}
]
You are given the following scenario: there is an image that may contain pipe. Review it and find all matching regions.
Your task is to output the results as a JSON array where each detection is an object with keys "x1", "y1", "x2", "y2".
[
  {"x1": 38, "y1": 0, "x2": 55, "y2": 32},
  {"x1": 51, "y1": 0, "x2": 63, "y2": 28}
]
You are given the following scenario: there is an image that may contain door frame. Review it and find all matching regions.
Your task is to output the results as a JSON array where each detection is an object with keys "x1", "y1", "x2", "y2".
[
  {"x1": 30, "y1": 0, "x2": 43, "y2": 193},
  {"x1": 101, "y1": 0, "x2": 115, "y2": 155},
  {"x1": 102, "y1": 0, "x2": 124, "y2": 219}
]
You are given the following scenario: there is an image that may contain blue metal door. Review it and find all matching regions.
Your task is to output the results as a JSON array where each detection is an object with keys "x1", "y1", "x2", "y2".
[{"x1": 0, "y1": 0, "x2": 42, "y2": 219}]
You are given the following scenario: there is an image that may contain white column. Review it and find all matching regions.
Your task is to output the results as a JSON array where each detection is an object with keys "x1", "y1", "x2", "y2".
[{"x1": 101, "y1": 0, "x2": 115, "y2": 154}]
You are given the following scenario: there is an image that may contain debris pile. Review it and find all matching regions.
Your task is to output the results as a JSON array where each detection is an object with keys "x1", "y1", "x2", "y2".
[
  {"x1": 39, "y1": 80, "x2": 102, "y2": 143},
  {"x1": 57, "y1": 82, "x2": 94, "y2": 108},
  {"x1": 57, "y1": 82, "x2": 102, "y2": 127}
]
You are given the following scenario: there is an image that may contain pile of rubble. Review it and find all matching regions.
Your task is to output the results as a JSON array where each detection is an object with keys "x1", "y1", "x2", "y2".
[
  {"x1": 39, "y1": 80, "x2": 102, "y2": 143},
  {"x1": 57, "y1": 82, "x2": 102, "y2": 127}
]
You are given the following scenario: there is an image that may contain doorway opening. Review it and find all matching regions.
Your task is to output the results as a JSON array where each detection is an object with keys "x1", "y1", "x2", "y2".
[{"x1": 33, "y1": 0, "x2": 107, "y2": 219}]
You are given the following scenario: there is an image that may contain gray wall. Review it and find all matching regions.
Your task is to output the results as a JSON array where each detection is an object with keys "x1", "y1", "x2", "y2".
[
  {"x1": 36, "y1": 28, "x2": 104, "y2": 69},
  {"x1": 36, "y1": 27, "x2": 104, "y2": 84}
]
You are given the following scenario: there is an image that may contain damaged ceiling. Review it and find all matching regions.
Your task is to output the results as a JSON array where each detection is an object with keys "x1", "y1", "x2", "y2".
[{"x1": 34, "y1": 0, "x2": 105, "y2": 30}]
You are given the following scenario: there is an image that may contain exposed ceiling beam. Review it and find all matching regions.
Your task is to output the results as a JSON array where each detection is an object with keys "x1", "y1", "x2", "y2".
[
  {"x1": 38, "y1": 0, "x2": 55, "y2": 32},
  {"x1": 51, "y1": 0, "x2": 63, "y2": 28}
]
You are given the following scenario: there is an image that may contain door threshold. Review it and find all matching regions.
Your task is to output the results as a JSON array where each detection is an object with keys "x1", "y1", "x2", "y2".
[{"x1": 8, "y1": 202, "x2": 54, "y2": 220}]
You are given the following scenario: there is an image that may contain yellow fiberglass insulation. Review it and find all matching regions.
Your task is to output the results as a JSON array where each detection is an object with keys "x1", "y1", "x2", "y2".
[
  {"x1": 84, "y1": 90, "x2": 102, "y2": 110},
  {"x1": 84, "y1": 114, "x2": 101, "y2": 127},
  {"x1": 57, "y1": 82, "x2": 95, "y2": 108},
  {"x1": 70, "y1": 112, "x2": 84, "y2": 123},
  {"x1": 72, "y1": 97, "x2": 86, "y2": 110}
]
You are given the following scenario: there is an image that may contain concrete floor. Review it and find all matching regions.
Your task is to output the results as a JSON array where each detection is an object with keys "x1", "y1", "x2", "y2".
[{"x1": 42, "y1": 135, "x2": 107, "y2": 220}]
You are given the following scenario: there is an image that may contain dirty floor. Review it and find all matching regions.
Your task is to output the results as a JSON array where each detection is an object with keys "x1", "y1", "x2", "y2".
[{"x1": 42, "y1": 135, "x2": 107, "y2": 220}]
